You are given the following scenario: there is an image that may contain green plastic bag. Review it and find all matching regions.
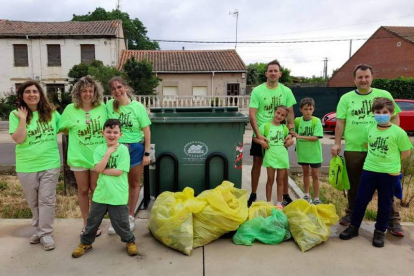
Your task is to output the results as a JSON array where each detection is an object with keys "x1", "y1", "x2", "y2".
[
  {"x1": 328, "y1": 156, "x2": 350, "y2": 191},
  {"x1": 148, "y1": 187, "x2": 206, "y2": 256},
  {"x1": 233, "y1": 209, "x2": 291, "y2": 246},
  {"x1": 283, "y1": 199, "x2": 339, "y2": 252}
]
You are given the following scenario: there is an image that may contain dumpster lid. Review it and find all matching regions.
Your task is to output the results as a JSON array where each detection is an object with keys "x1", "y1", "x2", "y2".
[{"x1": 149, "y1": 107, "x2": 249, "y2": 123}]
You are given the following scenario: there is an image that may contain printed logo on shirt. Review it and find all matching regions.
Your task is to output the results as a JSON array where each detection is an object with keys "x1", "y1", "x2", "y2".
[
  {"x1": 369, "y1": 136, "x2": 389, "y2": 155},
  {"x1": 118, "y1": 111, "x2": 133, "y2": 130},
  {"x1": 299, "y1": 126, "x2": 313, "y2": 136},
  {"x1": 263, "y1": 95, "x2": 282, "y2": 113},
  {"x1": 269, "y1": 130, "x2": 285, "y2": 144},
  {"x1": 27, "y1": 121, "x2": 55, "y2": 145},
  {"x1": 351, "y1": 99, "x2": 372, "y2": 120},
  {"x1": 106, "y1": 153, "x2": 119, "y2": 169},
  {"x1": 77, "y1": 116, "x2": 102, "y2": 145}
]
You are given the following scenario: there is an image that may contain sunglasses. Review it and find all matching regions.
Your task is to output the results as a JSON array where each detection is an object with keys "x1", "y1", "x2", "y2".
[{"x1": 86, "y1": 112, "x2": 91, "y2": 124}]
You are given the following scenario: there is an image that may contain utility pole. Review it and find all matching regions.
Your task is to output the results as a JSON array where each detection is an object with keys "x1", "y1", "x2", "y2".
[
  {"x1": 323, "y1": 58, "x2": 328, "y2": 80},
  {"x1": 116, "y1": 0, "x2": 122, "y2": 11},
  {"x1": 229, "y1": 10, "x2": 239, "y2": 50},
  {"x1": 349, "y1": 39, "x2": 353, "y2": 59}
]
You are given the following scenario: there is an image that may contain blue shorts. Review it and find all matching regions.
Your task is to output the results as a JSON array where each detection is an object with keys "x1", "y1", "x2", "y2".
[{"x1": 124, "y1": 142, "x2": 144, "y2": 167}]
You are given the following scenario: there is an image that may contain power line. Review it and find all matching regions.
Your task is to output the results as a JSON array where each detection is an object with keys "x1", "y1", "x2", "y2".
[{"x1": 154, "y1": 33, "x2": 414, "y2": 45}]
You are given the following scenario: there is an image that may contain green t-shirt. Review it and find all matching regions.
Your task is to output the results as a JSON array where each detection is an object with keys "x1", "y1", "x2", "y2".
[
  {"x1": 363, "y1": 124, "x2": 412, "y2": 174},
  {"x1": 9, "y1": 110, "x2": 61, "y2": 173},
  {"x1": 295, "y1": 117, "x2": 323, "y2": 164},
  {"x1": 106, "y1": 99, "x2": 151, "y2": 143},
  {"x1": 59, "y1": 103, "x2": 107, "y2": 168},
  {"x1": 249, "y1": 83, "x2": 297, "y2": 129},
  {"x1": 336, "y1": 88, "x2": 401, "y2": 152},
  {"x1": 92, "y1": 143, "x2": 130, "y2": 205},
  {"x1": 259, "y1": 123, "x2": 289, "y2": 169}
]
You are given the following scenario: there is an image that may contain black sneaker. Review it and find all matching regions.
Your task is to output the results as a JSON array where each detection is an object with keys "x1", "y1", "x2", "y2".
[
  {"x1": 282, "y1": 194, "x2": 293, "y2": 206},
  {"x1": 339, "y1": 214, "x2": 351, "y2": 226},
  {"x1": 247, "y1": 193, "x2": 257, "y2": 207},
  {"x1": 372, "y1": 229, "x2": 385, "y2": 248},
  {"x1": 339, "y1": 225, "x2": 359, "y2": 240}
]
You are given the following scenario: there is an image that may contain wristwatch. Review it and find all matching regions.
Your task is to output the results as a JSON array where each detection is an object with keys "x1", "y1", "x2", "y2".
[{"x1": 144, "y1": 152, "x2": 150, "y2": 156}]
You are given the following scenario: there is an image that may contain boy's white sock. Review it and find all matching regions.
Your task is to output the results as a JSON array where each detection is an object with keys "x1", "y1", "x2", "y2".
[
  {"x1": 276, "y1": 201, "x2": 283, "y2": 206},
  {"x1": 314, "y1": 197, "x2": 320, "y2": 201},
  {"x1": 305, "y1": 193, "x2": 310, "y2": 197}
]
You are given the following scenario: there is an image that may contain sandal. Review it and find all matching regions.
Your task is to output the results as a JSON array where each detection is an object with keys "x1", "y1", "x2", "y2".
[{"x1": 96, "y1": 228, "x2": 102, "y2": 237}]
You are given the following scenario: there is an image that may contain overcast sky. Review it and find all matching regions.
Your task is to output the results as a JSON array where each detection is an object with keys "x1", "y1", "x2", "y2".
[{"x1": 1, "y1": 0, "x2": 413, "y2": 77}]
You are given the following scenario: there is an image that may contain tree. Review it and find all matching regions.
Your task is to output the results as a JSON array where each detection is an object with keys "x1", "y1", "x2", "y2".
[
  {"x1": 123, "y1": 56, "x2": 161, "y2": 95},
  {"x1": 68, "y1": 60, "x2": 124, "y2": 94},
  {"x1": 247, "y1": 62, "x2": 292, "y2": 85},
  {"x1": 72, "y1": 7, "x2": 159, "y2": 50}
]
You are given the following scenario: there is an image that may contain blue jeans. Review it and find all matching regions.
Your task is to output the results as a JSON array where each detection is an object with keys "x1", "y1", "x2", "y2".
[{"x1": 350, "y1": 170, "x2": 399, "y2": 232}]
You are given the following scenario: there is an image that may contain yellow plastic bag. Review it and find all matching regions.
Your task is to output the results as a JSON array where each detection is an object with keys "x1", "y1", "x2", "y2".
[
  {"x1": 193, "y1": 181, "x2": 248, "y2": 248},
  {"x1": 148, "y1": 187, "x2": 206, "y2": 255},
  {"x1": 283, "y1": 199, "x2": 339, "y2": 252},
  {"x1": 248, "y1": 201, "x2": 278, "y2": 220}
]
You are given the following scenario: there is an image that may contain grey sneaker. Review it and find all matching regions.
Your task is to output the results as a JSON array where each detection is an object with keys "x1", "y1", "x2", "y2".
[
  {"x1": 303, "y1": 195, "x2": 312, "y2": 204},
  {"x1": 339, "y1": 214, "x2": 352, "y2": 226},
  {"x1": 313, "y1": 199, "x2": 322, "y2": 205},
  {"x1": 108, "y1": 224, "x2": 116, "y2": 235},
  {"x1": 40, "y1": 235, "x2": 56, "y2": 251},
  {"x1": 129, "y1": 215, "x2": 135, "y2": 232},
  {"x1": 30, "y1": 234, "x2": 40, "y2": 244}
]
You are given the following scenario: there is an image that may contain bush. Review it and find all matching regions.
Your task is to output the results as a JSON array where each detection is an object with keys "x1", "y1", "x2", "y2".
[
  {"x1": 372, "y1": 77, "x2": 414, "y2": 100},
  {"x1": 400, "y1": 143, "x2": 414, "y2": 207},
  {"x1": 0, "y1": 91, "x2": 18, "y2": 120}
]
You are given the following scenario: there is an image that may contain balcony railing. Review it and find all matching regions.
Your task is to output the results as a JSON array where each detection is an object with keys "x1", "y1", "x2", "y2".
[{"x1": 103, "y1": 95, "x2": 251, "y2": 110}]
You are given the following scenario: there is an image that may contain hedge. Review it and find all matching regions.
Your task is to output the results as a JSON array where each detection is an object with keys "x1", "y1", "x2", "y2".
[{"x1": 372, "y1": 77, "x2": 414, "y2": 100}]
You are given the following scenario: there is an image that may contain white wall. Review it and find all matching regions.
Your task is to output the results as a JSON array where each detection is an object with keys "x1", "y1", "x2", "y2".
[{"x1": 0, "y1": 36, "x2": 125, "y2": 95}]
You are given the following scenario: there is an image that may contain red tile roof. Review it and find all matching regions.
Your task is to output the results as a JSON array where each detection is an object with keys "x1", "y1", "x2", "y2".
[
  {"x1": 0, "y1": 20, "x2": 122, "y2": 38},
  {"x1": 119, "y1": 50, "x2": 247, "y2": 72},
  {"x1": 383, "y1": 26, "x2": 414, "y2": 44}
]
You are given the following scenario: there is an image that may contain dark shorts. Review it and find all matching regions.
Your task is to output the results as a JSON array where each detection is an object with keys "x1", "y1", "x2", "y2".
[
  {"x1": 124, "y1": 142, "x2": 144, "y2": 167},
  {"x1": 298, "y1": 162, "x2": 322, "y2": 168},
  {"x1": 249, "y1": 138, "x2": 264, "y2": 158}
]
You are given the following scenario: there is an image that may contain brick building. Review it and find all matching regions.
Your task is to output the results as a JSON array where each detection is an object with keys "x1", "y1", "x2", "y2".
[
  {"x1": 328, "y1": 26, "x2": 414, "y2": 87},
  {"x1": 119, "y1": 50, "x2": 247, "y2": 96}
]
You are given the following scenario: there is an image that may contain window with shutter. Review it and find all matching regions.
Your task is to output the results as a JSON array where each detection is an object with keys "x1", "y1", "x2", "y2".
[
  {"x1": 13, "y1": 44, "x2": 28, "y2": 67},
  {"x1": 47, "y1": 45, "x2": 61, "y2": 66},
  {"x1": 81, "y1": 44, "x2": 95, "y2": 64}
]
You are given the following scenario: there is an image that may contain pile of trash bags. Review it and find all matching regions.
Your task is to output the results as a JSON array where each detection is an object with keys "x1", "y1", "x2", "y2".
[
  {"x1": 283, "y1": 199, "x2": 339, "y2": 252},
  {"x1": 148, "y1": 181, "x2": 248, "y2": 255},
  {"x1": 149, "y1": 182, "x2": 339, "y2": 254}
]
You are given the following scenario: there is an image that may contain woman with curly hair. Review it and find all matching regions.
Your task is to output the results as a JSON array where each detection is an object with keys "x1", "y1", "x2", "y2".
[
  {"x1": 106, "y1": 77, "x2": 151, "y2": 234},
  {"x1": 9, "y1": 80, "x2": 61, "y2": 251},
  {"x1": 60, "y1": 76, "x2": 107, "y2": 236}
]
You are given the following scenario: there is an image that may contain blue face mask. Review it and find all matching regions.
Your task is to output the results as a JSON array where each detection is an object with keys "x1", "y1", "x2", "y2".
[{"x1": 374, "y1": 114, "x2": 391, "y2": 124}]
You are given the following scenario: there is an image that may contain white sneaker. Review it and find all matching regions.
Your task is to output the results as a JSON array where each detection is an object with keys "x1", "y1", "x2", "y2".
[
  {"x1": 108, "y1": 224, "x2": 116, "y2": 235},
  {"x1": 30, "y1": 233, "x2": 40, "y2": 244},
  {"x1": 40, "y1": 235, "x2": 55, "y2": 251},
  {"x1": 129, "y1": 215, "x2": 135, "y2": 231}
]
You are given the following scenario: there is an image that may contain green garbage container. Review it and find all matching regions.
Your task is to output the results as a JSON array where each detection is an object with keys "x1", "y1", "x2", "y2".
[{"x1": 148, "y1": 107, "x2": 249, "y2": 196}]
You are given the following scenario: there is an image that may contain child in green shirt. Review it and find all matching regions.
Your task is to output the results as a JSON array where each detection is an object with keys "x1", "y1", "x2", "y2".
[
  {"x1": 339, "y1": 98, "x2": 412, "y2": 248},
  {"x1": 293, "y1": 98, "x2": 324, "y2": 205},
  {"x1": 253, "y1": 106, "x2": 291, "y2": 209},
  {"x1": 72, "y1": 119, "x2": 138, "y2": 258}
]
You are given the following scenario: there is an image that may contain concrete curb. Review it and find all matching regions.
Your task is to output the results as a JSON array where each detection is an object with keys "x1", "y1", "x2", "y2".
[{"x1": 288, "y1": 177, "x2": 305, "y2": 199}]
